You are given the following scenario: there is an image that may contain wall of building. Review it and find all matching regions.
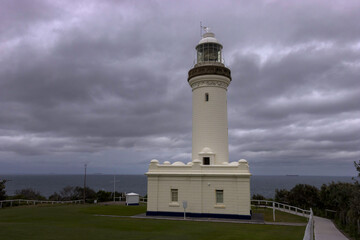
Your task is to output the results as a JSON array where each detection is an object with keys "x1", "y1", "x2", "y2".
[{"x1": 147, "y1": 174, "x2": 251, "y2": 216}]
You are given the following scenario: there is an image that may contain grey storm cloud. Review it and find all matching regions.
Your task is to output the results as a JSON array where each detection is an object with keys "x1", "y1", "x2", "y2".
[{"x1": 0, "y1": 0, "x2": 359, "y2": 175}]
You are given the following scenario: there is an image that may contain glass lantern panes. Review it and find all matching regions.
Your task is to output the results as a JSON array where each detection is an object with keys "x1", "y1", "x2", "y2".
[{"x1": 196, "y1": 43, "x2": 222, "y2": 64}]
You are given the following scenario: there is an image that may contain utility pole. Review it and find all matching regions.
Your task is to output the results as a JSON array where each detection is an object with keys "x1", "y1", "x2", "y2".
[
  {"x1": 83, "y1": 163, "x2": 87, "y2": 204},
  {"x1": 113, "y1": 175, "x2": 116, "y2": 202}
]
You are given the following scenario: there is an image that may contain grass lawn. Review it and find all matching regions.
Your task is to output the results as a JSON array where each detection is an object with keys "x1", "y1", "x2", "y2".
[
  {"x1": 0, "y1": 204, "x2": 305, "y2": 240},
  {"x1": 252, "y1": 206, "x2": 308, "y2": 223}
]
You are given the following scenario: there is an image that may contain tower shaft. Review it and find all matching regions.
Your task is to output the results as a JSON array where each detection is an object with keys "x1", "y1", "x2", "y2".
[{"x1": 189, "y1": 61, "x2": 231, "y2": 165}]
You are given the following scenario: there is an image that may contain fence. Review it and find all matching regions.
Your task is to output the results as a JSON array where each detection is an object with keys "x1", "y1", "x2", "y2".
[
  {"x1": 251, "y1": 200, "x2": 311, "y2": 217},
  {"x1": 0, "y1": 199, "x2": 83, "y2": 208},
  {"x1": 302, "y1": 208, "x2": 314, "y2": 240}
]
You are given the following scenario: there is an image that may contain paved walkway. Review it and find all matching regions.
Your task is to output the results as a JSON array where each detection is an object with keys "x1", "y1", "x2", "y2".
[{"x1": 314, "y1": 216, "x2": 348, "y2": 240}]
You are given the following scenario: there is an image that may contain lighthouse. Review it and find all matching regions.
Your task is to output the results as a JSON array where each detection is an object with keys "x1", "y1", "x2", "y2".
[
  {"x1": 146, "y1": 30, "x2": 251, "y2": 219},
  {"x1": 189, "y1": 31, "x2": 231, "y2": 165}
]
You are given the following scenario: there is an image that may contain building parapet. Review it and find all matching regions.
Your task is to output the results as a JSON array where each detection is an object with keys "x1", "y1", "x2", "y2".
[{"x1": 146, "y1": 159, "x2": 250, "y2": 176}]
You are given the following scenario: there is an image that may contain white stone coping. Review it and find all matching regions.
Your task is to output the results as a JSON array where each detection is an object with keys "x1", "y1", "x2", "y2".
[{"x1": 146, "y1": 159, "x2": 250, "y2": 176}]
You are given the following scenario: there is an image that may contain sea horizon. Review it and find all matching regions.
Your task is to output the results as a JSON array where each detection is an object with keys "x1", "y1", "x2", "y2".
[{"x1": 1, "y1": 174, "x2": 356, "y2": 199}]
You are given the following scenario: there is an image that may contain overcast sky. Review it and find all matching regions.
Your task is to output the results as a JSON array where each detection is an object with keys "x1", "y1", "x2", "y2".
[{"x1": 0, "y1": 0, "x2": 359, "y2": 176}]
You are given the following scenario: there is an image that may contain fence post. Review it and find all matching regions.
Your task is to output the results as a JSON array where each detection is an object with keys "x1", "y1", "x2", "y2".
[
  {"x1": 310, "y1": 208, "x2": 313, "y2": 240},
  {"x1": 273, "y1": 201, "x2": 276, "y2": 221}
]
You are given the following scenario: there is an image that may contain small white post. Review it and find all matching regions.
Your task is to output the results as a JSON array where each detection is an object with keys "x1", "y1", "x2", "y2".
[{"x1": 273, "y1": 201, "x2": 275, "y2": 222}]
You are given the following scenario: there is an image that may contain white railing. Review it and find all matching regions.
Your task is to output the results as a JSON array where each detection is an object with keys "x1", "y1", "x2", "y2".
[
  {"x1": 0, "y1": 199, "x2": 83, "y2": 208},
  {"x1": 303, "y1": 208, "x2": 314, "y2": 240},
  {"x1": 251, "y1": 200, "x2": 311, "y2": 217}
]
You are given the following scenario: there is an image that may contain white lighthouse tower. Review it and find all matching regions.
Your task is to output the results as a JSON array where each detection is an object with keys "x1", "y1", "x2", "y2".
[
  {"x1": 146, "y1": 30, "x2": 251, "y2": 219},
  {"x1": 189, "y1": 30, "x2": 231, "y2": 165}
]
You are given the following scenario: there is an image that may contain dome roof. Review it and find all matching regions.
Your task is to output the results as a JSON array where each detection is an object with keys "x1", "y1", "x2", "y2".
[
  {"x1": 239, "y1": 159, "x2": 248, "y2": 163},
  {"x1": 201, "y1": 147, "x2": 213, "y2": 153},
  {"x1": 198, "y1": 32, "x2": 222, "y2": 46}
]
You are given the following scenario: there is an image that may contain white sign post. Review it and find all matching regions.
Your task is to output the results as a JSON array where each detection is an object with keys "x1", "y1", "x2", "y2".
[{"x1": 183, "y1": 201, "x2": 188, "y2": 219}]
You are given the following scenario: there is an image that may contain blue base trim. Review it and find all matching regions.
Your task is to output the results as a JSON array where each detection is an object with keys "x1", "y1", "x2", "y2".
[
  {"x1": 146, "y1": 211, "x2": 251, "y2": 220},
  {"x1": 127, "y1": 203, "x2": 139, "y2": 206}
]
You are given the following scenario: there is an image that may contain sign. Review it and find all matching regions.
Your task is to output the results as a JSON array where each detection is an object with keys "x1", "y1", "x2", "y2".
[{"x1": 183, "y1": 201, "x2": 188, "y2": 209}]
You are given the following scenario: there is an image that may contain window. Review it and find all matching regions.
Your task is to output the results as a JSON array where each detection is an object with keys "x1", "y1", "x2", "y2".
[
  {"x1": 171, "y1": 189, "x2": 178, "y2": 202},
  {"x1": 203, "y1": 157, "x2": 210, "y2": 165},
  {"x1": 205, "y1": 93, "x2": 209, "y2": 102},
  {"x1": 216, "y1": 190, "x2": 223, "y2": 204}
]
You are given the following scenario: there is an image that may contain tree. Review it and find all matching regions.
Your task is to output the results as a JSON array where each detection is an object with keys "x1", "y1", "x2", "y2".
[
  {"x1": 0, "y1": 180, "x2": 7, "y2": 200},
  {"x1": 48, "y1": 192, "x2": 62, "y2": 201},
  {"x1": 96, "y1": 190, "x2": 112, "y2": 202},
  {"x1": 354, "y1": 160, "x2": 360, "y2": 177},
  {"x1": 60, "y1": 186, "x2": 76, "y2": 200},
  {"x1": 73, "y1": 186, "x2": 96, "y2": 201},
  {"x1": 288, "y1": 184, "x2": 320, "y2": 209},
  {"x1": 275, "y1": 189, "x2": 290, "y2": 203},
  {"x1": 320, "y1": 182, "x2": 354, "y2": 211},
  {"x1": 14, "y1": 188, "x2": 46, "y2": 200},
  {"x1": 252, "y1": 194, "x2": 266, "y2": 200}
]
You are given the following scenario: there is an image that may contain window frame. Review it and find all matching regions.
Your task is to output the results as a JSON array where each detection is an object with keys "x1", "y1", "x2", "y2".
[
  {"x1": 216, "y1": 190, "x2": 224, "y2": 204},
  {"x1": 171, "y1": 189, "x2": 178, "y2": 202}
]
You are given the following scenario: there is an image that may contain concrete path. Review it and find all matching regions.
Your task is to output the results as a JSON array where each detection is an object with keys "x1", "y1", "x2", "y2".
[{"x1": 314, "y1": 216, "x2": 348, "y2": 240}]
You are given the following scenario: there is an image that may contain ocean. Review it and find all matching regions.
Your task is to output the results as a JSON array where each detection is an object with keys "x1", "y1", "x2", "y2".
[{"x1": 1, "y1": 175, "x2": 355, "y2": 198}]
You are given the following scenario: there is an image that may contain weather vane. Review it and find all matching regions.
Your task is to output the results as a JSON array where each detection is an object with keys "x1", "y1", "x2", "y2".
[
  {"x1": 200, "y1": 21, "x2": 211, "y2": 37},
  {"x1": 203, "y1": 26, "x2": 210, "y2": 33}
]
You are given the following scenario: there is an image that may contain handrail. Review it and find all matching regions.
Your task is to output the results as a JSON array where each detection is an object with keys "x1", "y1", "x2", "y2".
[
  {"x1": 303, "y1": 208, "x2": 314, "y2": 240},
  {"x1": 251, "y1": 200, "x2": 311, "y2": 217}
]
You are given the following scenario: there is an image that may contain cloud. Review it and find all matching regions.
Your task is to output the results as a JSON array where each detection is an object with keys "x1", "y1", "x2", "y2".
[{"x1": 0, "y1": 0, "x2": 359, "y2": 175}]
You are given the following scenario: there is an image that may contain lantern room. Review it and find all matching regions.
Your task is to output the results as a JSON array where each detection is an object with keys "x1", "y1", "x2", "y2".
[{"x1": 196, "y1": 32, "x2": 223, "y2": 64}]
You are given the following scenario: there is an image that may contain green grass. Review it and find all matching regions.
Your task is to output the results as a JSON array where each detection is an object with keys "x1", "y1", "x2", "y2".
[
  {"x1": 80, "y1": 204, "x2": 147, "y2": 216},
  {"x1": 252, "y1": 206, "x2": 308, "y2": 223},
  {"x1": 0, "y1": 204, "x2": 306, "y2": 240}
]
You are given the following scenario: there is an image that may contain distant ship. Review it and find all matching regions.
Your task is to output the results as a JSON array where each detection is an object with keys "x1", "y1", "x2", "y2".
[{"x1": 286, "y1": 174, "x2": 299, "y2": 176}]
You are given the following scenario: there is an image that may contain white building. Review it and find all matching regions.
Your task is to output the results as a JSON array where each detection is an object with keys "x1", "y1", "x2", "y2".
[{"x1": 146, "y1": 31, "x2": 251, "y2": 219}]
